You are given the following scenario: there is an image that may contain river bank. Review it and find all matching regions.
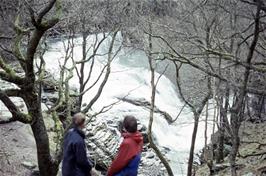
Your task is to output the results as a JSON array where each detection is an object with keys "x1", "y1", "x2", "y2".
[{"x1": 196, "y1": 121, "x2": 266, "y2": 176}]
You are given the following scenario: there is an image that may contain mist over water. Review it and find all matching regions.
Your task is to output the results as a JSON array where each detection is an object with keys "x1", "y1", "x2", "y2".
[{"x1": 43, "y1": 33, "x2": 214, "y2": 176}]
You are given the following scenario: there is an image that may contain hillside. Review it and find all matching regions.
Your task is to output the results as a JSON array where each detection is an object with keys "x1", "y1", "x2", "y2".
[{"x1": 196, "y1": 122, "x2": 266, "y2": 176}]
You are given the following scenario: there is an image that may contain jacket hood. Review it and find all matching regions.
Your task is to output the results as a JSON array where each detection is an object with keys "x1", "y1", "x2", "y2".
[{"x1": 122, "y1": 131, "x2": 143, "y2": 144}]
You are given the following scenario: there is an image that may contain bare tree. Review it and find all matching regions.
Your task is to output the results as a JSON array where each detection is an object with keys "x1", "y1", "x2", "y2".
[
  {"x1": 0, "y1": 0, "x2": 121, "y2": 175},
  {"x1": 0, "y1": 1, "x2": 62, "y2": 176},
  {"x1": 173, "y1": 62, "x2": 212, "y2": 176},
  {"x1": 146, "y1": 21, "x2": 174, "y2": 176},
  {"x1": 141, "y1": 0, "x2": 265, "y2": 175}
]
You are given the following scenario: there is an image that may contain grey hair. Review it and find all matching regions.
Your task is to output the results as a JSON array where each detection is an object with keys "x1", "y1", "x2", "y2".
[{"x1": 72, "y1": 112, "x2": 86, "y2": 126}]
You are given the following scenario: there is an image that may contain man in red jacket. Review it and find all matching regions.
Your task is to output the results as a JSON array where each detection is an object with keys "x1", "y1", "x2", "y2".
[{"x1": 107, "y1": 115, "x2": 143, "y2": 176}]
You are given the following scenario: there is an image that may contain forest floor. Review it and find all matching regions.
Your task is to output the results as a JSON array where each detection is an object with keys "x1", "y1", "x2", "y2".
[
  {"x1": 196, "y1": 121, "x2": 266, "y2": 176},
  {"x1": 0, "y1": 122, "x2": 37, "y2": 176}
]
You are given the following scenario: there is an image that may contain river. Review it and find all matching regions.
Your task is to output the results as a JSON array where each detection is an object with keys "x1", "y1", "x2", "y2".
[{"x1": 43, "y1": 32, "x2": 215, "y2": 176}]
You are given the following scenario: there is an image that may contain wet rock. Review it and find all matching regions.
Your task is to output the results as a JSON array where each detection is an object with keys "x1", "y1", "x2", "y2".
[
  {"x1": 42, "y1": 92, "x2": 58, "y2": 104},
  {"x1": 211, "y1": 131, "x2": 231, "y2": 146},
  {"x1": 42, "y1": 76, "x2": 59, "y2": 92},
  {"x1": 84, "y1": 116, "x2": 166, "y2": 175},
  {"x1": 138, "y1": 124, "x2": 147, "y2": 132},
  {"x1": 242, "y1": 172, "x2": 256, "y2": 176},
  {"x1": 224, "y1": 144, "x2": 232, "y2": 157},
  {"x1": 162, "y1": 146, "x2": 171, "y2": 153},
  {"x1": 21, "y1": 161, "x2": 36, "y2": 170},
  {"x1": 146, "y1": 152, "x2": 155, "y2": 159},
  {"x1": 142, "y1": 132, "x2": 149, "y2": 144}
]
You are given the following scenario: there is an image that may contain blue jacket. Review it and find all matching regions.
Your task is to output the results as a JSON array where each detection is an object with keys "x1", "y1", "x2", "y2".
[
  {"x1": 62, "y1": 127, "x2": 92, "y2": 176},
  {"x1": 114, "y1": 154, "x2": 141, "y2": 176}
]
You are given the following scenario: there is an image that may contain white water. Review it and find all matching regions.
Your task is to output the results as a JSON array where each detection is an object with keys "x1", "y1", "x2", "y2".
[{"x1": 43, "y1": 33, "x2": 215, "y2": 176}]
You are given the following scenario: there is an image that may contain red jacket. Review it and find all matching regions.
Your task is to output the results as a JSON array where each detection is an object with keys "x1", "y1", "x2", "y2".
[{"x1": 107, "y1": 132, "x2": 143, "y2": 176}]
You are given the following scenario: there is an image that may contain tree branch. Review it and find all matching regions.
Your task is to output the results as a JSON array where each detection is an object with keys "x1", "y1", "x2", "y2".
[
  {"x1": 4, "y1": 89, "x2": 23, "y2": 97},
  {"x1": 24, "y1": 0, "x2": 61, "y2": 89},
  {"x1": 0, "y1": 55, "x2": 24, "y2": 85},
  {"x1": 118, "y1": 97, "x2": 175, "y2": 124},
  {"x1": 36, "y1": 0, "x2": 57, "y2": 24},
  {"x1": 82, "y1": 29, "x2": 120, "y2": 113},
  {"x1": 0, "y1": 90, "x2": 31, "y2": 124},
  {"x1": 0, "y1": 117, "x2": 17, "y2": 124},
  {"x1": 145, "y1": 31, "x2": 228, "y2": 81}
]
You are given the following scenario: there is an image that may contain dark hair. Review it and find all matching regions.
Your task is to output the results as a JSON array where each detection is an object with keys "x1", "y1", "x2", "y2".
[{"x1": 123, "y1": 115, "x2": 137, "y2": 133}]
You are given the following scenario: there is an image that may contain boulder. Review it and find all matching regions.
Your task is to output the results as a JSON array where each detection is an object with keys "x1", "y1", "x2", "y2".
[
  {"x1": 42, "y1": 75, "x2": 59, "y2": 93},
  {"x1": 84, "y1": 116, "x2": 166, "y2": 175}
]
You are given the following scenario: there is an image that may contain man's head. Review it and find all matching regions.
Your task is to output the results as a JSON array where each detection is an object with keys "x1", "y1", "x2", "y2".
[
  {"x1": 123, "y1": 115, "x2": 138, "y2": 133},
  {"x1": 73, "y1": 112, "x2": 86, "y2": 129}
]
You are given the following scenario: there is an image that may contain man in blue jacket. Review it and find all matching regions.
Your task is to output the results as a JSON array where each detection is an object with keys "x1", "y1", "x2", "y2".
[{"x1": 62, "y1": 113, "x2": 92, "y2": 176}]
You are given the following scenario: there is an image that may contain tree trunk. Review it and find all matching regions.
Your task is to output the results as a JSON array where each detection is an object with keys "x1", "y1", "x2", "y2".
[
  {"x1": 229, "y1": 93, "x2": 243, "y2": 176},
  {"x1": 24, "y1": 92, "x2": 59, "y2": 176},
  {"x1": 229, "y1": 133, "x2": 240, "y2": 176},
  {"x1": 78, "y1": 31, "x2": 87, "y2": 111},
  {"x1": 204, "y1": 100, "x2": 209, "y2": 148},
  {"x1": 187, "y1": 113, "x2": 199, "y2": 176},
  {"x1": 217, "y1": 87, "x2": 229, "y2": 163},
  {"x1": 147, "y1": 21, "x2": 174, "y2": 176},
  {"x1": 229, "y1": 4, "x2": 261, "y2": 175},
  {"x1": 31, "y1": 120, "x2": 59, "y2": 176},
  {"x1": 217, "y1": 98, "x2": 224, "y2": 163}
]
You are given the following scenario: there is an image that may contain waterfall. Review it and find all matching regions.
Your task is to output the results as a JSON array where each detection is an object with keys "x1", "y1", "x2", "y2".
[{"x1": 43, "y1": 33, "x2": 214, "y2": 176}]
